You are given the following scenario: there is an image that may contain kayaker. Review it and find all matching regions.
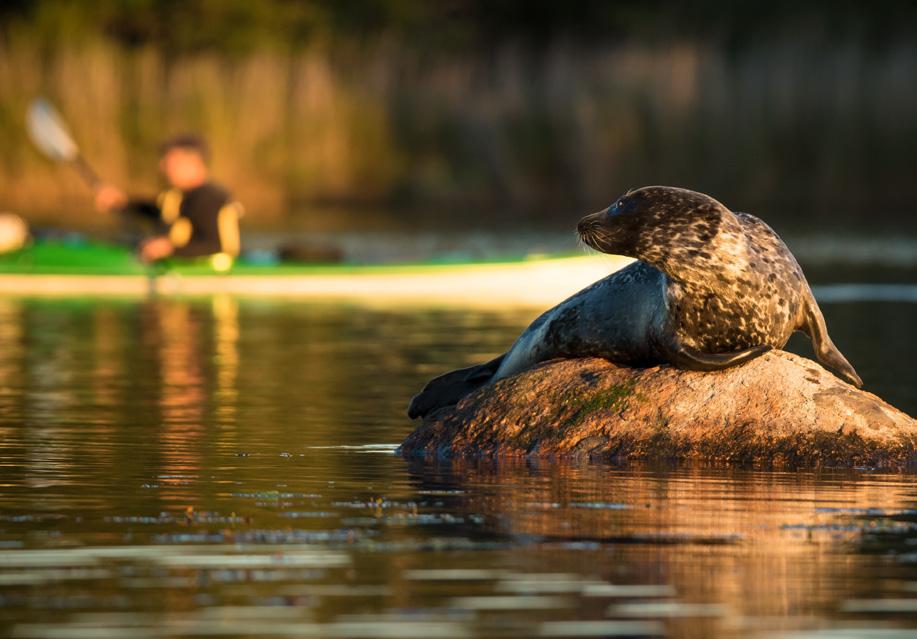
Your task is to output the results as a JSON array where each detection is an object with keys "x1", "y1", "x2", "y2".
[{"x1": 94, "y1": 134, "x2": 242, "y2": 270}]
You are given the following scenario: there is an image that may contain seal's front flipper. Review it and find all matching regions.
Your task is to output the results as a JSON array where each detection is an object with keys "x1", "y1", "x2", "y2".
[
  {"x1": 663, "y1": 335, "x2": 770, "y2": 372},
  {"x1": 407, "y1": 354, "x2": 506, "y2": 419},
  {"x1": 801, "y1": 297, "x2": 863, "y2": 388}
]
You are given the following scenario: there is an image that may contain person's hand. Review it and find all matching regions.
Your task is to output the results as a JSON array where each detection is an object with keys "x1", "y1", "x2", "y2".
[
  {"x1": 139, "y1": 236, "x2": 174, "y2": 262},
  {"x1": 94, "y1": 184, "x2": 128, "y2": 212}
]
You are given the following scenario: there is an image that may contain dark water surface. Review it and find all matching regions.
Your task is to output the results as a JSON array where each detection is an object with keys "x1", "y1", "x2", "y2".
[{"x1": 0, "y1": 293, "x2": 915, "y2": 639}]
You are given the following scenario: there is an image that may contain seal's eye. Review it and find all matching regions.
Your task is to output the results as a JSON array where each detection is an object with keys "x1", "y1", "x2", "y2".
[
  {"x1": 608, "y1": 199, "x2": 633, "y2": 216},
  {"x1": 610, "y1": 198, "x2": 636, "y2": 216}
]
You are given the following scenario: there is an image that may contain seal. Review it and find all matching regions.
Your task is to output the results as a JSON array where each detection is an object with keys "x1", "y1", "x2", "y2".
[{"x1": 408, "y1": 186, "x2": 861, "y2": 419}]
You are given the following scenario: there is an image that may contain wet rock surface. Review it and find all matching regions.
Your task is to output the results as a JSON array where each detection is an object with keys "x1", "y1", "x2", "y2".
[{"x1": 399, "y1": 352, "x2": 917, "y2": 468}]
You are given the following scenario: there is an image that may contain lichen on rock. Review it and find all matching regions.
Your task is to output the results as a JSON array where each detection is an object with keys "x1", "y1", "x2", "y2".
[{"x1": 399, "y1": 352, "x2": 917, "y2": 468}]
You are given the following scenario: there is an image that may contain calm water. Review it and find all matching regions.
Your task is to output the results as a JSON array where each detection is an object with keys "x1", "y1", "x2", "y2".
[{"x1": 0, "y1": 291, "x2": 915, "y2": 639}]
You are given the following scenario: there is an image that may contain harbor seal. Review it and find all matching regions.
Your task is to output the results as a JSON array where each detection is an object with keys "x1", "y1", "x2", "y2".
[{"x1": 408, "y1": 186, "x2": 861, "y2": 419}]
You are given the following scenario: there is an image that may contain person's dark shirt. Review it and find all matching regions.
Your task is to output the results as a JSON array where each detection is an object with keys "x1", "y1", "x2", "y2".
[{"x1": 124, "y1": 182, "x2": 241, "y2": 258}]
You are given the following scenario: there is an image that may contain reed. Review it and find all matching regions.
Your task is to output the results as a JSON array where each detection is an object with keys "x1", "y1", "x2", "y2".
[{"x1": 1, "y1": 35, "x2": 915, "y2": 229}]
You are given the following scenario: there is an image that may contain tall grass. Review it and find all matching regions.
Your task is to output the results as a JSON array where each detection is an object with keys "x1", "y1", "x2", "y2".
[{"x1": 1, "y1": 35, "x2": 915, "y2": 229}]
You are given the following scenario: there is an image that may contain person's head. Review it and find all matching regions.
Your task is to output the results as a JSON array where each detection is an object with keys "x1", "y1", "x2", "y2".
[{"x1": 158, "y1": 134, "x2": 209, "y2": 190}]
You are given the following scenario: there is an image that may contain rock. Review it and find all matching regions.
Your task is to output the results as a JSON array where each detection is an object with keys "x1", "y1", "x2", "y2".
[{"x1": 399, "y1": 351, "x2": 917, "y2": 468}]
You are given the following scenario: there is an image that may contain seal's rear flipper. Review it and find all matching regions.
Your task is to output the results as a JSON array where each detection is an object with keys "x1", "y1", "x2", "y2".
[
  {"x1": 801, "y1": 295, "x2": 863, "y2": 388},
  {"x1": 664, "y1": 336, "x2": 770, "y2": 372},
  {"x1": 407, "y1": 354, "x2": 506, "y2": 419}
]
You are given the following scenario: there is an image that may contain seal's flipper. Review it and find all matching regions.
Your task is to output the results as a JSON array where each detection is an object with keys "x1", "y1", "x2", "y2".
[
  {"x1": 407, "y1": 354, "x2": 506, "y2": 419},
  {"x1": 663, "y1": 335, "x2": 770, "y2": 372},
  {"x1": 800, "y1": 295, "x2": 863, "y2": 388}
]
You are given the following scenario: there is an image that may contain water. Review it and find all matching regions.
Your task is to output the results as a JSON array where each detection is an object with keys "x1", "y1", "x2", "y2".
[{"x1": 0, "y1": 292, "x2": 915, "y2": 639}]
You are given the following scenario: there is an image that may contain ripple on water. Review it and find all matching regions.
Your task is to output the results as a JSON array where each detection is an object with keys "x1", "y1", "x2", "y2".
[{"x1": 1, "y1": 298, "x2": 917, "y2": 639}]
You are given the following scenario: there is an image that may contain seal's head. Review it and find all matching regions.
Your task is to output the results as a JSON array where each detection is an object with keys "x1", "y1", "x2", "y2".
[{"x1": 577, "y1": 186, "x2": 734, "y2": 268}]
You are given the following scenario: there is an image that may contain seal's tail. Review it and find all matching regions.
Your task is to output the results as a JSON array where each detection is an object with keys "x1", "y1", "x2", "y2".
[
  {"x1": 407, "y1": 354, "x2": 505, "y2": 419},
  {"x1": 800, "y1": 292, "x2": 863, "y2": 387}
]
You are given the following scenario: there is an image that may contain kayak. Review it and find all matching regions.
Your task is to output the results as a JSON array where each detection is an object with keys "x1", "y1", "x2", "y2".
[{"x1": 0, "y1": 240, "x2": 630, "y2": 305}]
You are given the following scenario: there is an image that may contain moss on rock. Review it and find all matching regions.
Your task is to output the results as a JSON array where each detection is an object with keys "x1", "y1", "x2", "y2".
[{"x1": 399, "y1": 352, "x2": 917, "y2": 468}]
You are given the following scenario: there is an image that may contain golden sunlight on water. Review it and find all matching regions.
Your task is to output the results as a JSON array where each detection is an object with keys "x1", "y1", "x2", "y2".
[{"x1": 0, "y1": 296, "x2": 913, "y2": 639}]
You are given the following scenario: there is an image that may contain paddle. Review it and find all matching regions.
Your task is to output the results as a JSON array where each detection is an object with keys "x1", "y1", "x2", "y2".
[
  {"x1": 23, "y1": 97, "x2": 153, "y2": 269},
  {"x1": 26, "y1": 97, "x2": 101, "y2": 189}
]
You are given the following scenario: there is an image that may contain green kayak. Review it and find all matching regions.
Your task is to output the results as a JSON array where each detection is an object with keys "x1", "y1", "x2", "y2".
[
  {"x1": 0, "y1": 239, "x2": 581, "y2": 275},
  {"x1": 0, "y1": 239, "x2": 626, "y2": 304}
]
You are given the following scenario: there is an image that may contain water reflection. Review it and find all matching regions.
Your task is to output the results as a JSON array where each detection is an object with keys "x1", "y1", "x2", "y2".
[
  {"x1": 0, "y1": 296, "x2": 913, "y2": 638},
  {"x1": 213, "y1": 295, "x2": 240, "y2": 425},
  {"x1": 406, "y1": 460, "x2": 917, "y2": 637}
]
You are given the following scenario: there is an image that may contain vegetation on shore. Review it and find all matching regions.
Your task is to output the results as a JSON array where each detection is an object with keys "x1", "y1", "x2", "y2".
[{"x1": 2, "y1": 1, "x2": 916, "y2": 229}]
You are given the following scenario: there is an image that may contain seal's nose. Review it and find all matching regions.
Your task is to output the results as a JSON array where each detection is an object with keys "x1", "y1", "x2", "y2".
[{"x1": 577, "y1": 211, "x2": 604, "y2": 236}]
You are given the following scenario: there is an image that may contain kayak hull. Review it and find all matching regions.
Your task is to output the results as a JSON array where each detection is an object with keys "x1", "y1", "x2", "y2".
[{"x1": 0, "y1": 242, "x2": 630, "y2": 306}]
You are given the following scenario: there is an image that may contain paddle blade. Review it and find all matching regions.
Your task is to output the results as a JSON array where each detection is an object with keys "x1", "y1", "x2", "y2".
[{"x1": 27, "y1": 98, "x2": 79, "y2": 162}]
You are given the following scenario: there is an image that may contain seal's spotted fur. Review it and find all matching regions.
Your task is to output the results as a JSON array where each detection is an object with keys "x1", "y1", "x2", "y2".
[
  {"x1": 580, "y1": 186, "x2": 859, "y2": 384},
  {"x1": 581, "y1": 187, "x2": 794, "y2": 351},
  {"x1": 408, "y1": 186, "x2": 861, "y2": 419}
]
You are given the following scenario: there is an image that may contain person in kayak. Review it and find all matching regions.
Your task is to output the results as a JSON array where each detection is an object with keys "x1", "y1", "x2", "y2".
[{"x1": 94, "y1": 134, "x2": 242, "y2": 270}]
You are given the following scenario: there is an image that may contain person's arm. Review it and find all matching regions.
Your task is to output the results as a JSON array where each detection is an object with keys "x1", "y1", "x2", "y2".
[
  {"x1": 94, "y1": 184, "x2": 160, "y2": 219},
  {"x1": 171, "y1": 200, "x2": 242, "y2": 259},
  {"x1": 123, "y1": 199, "x2": 161, "y2": 219},
  {"x1": 217, "y1": 202, "x2": 241, "y2": 256},
  {"x1": 170, "y1": 218, "x2": 221, "y2": 258}
]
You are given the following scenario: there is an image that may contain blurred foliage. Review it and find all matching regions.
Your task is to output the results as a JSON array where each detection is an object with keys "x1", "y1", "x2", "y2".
[
  {"x1": 4, "y1": 0, "x2": 917, "y2": 54},
  {"x1": 1, "y1": 1, "x2": 917, "y2": 230}
]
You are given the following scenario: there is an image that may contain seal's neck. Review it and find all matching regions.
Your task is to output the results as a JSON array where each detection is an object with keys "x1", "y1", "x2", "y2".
[{"x1": 635, "y1": 213, "x2": 750, "y2": 290}]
